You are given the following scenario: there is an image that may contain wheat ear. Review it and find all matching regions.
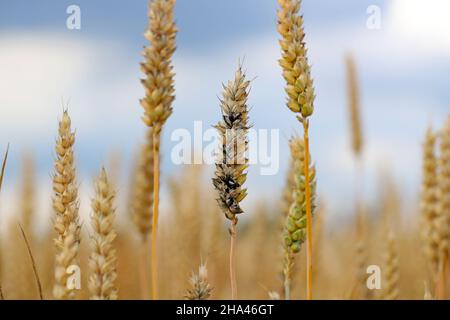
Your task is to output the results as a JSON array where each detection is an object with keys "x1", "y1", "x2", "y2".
[
  {"x1": 383, "y1": 229, "x2": 399, "y2": 300},
  {"x1": 52, "y1": 110, "x2": 81, "y2": 300},
  {"x1": 140, "y1": 0, "x2": 177, "y2": 299},
  {"x1": 185, "y1": 264, "x2": 213, "y2": 300},
  {"x1": 277, "y1": 0, "x2": 316, "y2": 299},
  {"x1": 436, "y1": 116, "x2": 450, "y2": 299},
  {"x1": 282, "y1": 137, "x2": 316, "y2": 299},
  {"x1": 131, "y1": 130, "x2": 154, "y2": 299},
  {"x1": 212, "y1": 65, "x2": 250, "y2": 300},
  {"x1": 88, "y1": 168, "x2": 118, "y2": 300},
  {"x1": 421, "y1": 128, "x2": 441, "y2": 287}
]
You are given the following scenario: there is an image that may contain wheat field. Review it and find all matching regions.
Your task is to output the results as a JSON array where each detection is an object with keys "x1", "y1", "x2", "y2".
[{"x1": 0, "y1": 0, "x2": 449, "y2": 301}]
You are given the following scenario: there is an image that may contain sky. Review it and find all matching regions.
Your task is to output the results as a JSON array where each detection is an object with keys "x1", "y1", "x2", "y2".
[{"x1": 0, "y1": 0, "x2": 449, "y2": 226}]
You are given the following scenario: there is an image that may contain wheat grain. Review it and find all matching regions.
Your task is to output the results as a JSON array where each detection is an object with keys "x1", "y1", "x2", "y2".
[
  {"x1": 213, "y1": 65, "x2": 250, "y2": 300},
  {"x1": 185, "y1": 264, "x2": 213, "y2": 300},
  {"x1": 52, "y1": 110, "x2": 81, "y2": 300},
  {"x1": 88, "y1": 168, "x2": 118, "y2": 300},
  {"x1": 140, "y1": 0, "x2": 177, "y2": 299}
]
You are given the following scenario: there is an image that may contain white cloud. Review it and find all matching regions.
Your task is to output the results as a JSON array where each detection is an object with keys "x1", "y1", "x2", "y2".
[
  {"x1": 0, "y1": 32, "x2": 97, "y2": 134},
  {"x1": 387, "y1": 0, "x2": 450, "y2": 52}
]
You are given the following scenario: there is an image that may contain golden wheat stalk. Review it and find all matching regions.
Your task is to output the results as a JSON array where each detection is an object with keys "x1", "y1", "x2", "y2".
[
  {"x1": 213, "y1": 65, "x2": 250, "y2": 300},
  {"x1": 277, "y1": 0, "x2": 316, "y2": 299},
  {"x1": 88, "y1": 168, "x2": 118, "y2": 300},
  {"x1": 140, "y1": 0, "x2": 177, "y2": 299},
  {"x1": 52, "y1": 110, "x2": 81, "y2": 300},
  {"x1": 19, "y1": 224, "x2": 43, "y2": 300}
]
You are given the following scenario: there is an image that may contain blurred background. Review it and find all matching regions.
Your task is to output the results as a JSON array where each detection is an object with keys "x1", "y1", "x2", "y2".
[
  {"x1": 0, "y1": 0, "x2": 449, "y2": 227},
  {"x1": 1, "y1": 0, "x2": 450, "y2": 301}
]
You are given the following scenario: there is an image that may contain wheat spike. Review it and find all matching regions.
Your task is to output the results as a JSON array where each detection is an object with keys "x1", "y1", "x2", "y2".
[
  {"x1": 213, "y1": 65, "x2": 250, "y2": 222},
  {"x1": 140, "y1": 0, "x2": 177, "y2": 134},
  {"x1": 185, "y1": 264, "x2": 213, "y2": 300},
  {"x1": 132, "y1": 129, "x2": 154, "y2": 241},
  {"x1": 383, "y1": 229, "x2": 399, "y2": 300},
  {"x1": 52, "y1": 110, "x2": 81, "y2": 300},
  {"x1": 438, "y1": 118, "x2": 450, "y2": 260},
  {"x1": 88, "y1": 168, "x2": 118, "y2": 300},
  {"x1": 420, "y1": 128, "x2": 440, "y2": 281},
  {"x1": 212, "y1": 65, "x2": 250, "y2": 300},
  {"x1": 436, "y1": 116, "x2": 450, "y2": 298},
  {"x1": 282, "y1": 137, "x2": 316, "y2": 299}
]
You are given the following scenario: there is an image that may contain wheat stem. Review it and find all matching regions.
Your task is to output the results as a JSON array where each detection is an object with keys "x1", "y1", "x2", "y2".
[
  {"x1": 139, "y1": 239, "x2": 150, "y2": 300},
  {"x1": 230, "y1": 218, "x2": 238, "y2": 300},
  {"x1": 283, "y1": 250, "x2": 293, "y2": 300},
  {"x1": 151, "y1": 131, "x2": 161, "y2": 300},
  {"x1": 19, "y1": 224, "x2": 43, "y2": 300},
  {"x1": 302, "y1": 120, "x2": 313, "y2": 300}
]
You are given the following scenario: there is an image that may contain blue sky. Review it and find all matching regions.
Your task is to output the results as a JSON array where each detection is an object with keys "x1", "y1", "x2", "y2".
[{"x1": 0, "y1": 0, "x2": 449, "y2": 223}]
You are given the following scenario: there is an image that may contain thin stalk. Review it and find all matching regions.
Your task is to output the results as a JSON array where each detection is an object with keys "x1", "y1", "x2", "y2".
[
  {"x1": 151, "y1": 131, "x2": 161, "y2": 300},
  {"x1": 283, "y1": 251, "x2": 293, "y2": 300},
  {"x1": 139, "y1": 238, "x2": 150, "y2": 300},
  {"x1": 436, "y1": 253, "x2": 448, "y2": 299},
  {"x1": 302, "y1": 120, "x2": 313, "y2": 300},
  {"x1": 19, "y1": 224, "x2": 43, "y2": 300},
  {"x1": 230, "y1": 218, "x2": 238, "y2": 300},
  {"x1": 0, "y1": 285, "x2": 4, "y2": 300}
]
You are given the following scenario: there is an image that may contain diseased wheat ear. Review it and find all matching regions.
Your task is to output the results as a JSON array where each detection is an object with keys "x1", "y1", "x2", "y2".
[
  {"x1": 52, "y1": 110, "x2": 81, "y2": 300},
  {"x1": 89, "y1": 168, "x2": 118, "y2": 300},
  {"x1": 212, "y1": 66, "x2": 250, "y2": 222}
]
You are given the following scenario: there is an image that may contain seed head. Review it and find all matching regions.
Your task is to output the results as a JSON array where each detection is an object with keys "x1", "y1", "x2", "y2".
[
  {"x1": 277, "y1": 0, "x2": 315, "y2": 120},
  {"x1": 213, "y1": 66, "x2": 250, "y2": 221},
  {"x1": 140, "y1": 0, "x2": 177, "y2": 134}
]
